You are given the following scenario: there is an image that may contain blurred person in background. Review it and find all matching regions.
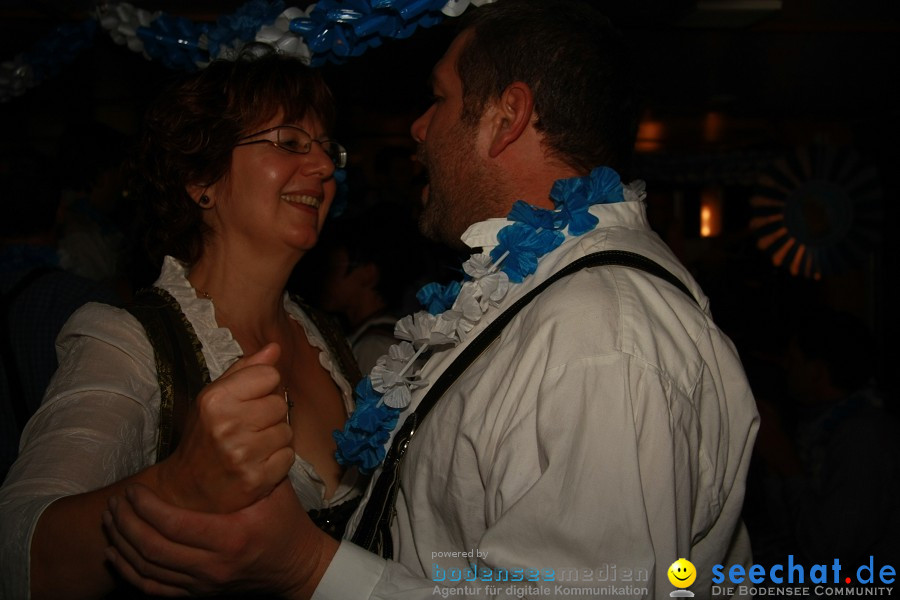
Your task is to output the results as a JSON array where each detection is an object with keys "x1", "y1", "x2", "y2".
[
  {"x1": 1, "y1": 149, "x2": 121, "y2": 482},
  {"x1": 753, "y1": 306, "x2": 900, "y2": 567}
]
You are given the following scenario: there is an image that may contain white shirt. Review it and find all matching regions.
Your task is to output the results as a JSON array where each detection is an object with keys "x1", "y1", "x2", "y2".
[
  {"x1": 0, "y1": 257, "x2": 359, "y2": 600},
  {"x1": 315, "y1": 198, "x2": 759, "y2": 599}
]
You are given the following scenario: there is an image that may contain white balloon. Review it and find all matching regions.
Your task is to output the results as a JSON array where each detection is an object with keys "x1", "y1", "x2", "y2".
[
  {"x1": 442, "y1": 0, "x2": 495, "y2": 17},
  {"x1": 441, "y1": 0, "x2": 471, "y2": 18},
  {"x1": 256, "y1": 25, "x2": 283, "y2": 44},
  {"x1": 97, "y1": 2, "x2": 158, "y2": 57},
  {"x1": 276, "y1": 6, "x2": 307, "y2": 28}
]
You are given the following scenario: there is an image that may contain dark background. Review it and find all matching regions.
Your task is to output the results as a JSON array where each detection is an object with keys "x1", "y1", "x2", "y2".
[{"x1": 1, "y1": 0, "x2": 898, "y2": 395}]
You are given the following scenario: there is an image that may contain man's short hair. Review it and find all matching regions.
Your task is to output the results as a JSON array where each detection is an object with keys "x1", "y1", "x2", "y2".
[{"x1": 456, "y1": 0, "x2": 638, "y2": 176}]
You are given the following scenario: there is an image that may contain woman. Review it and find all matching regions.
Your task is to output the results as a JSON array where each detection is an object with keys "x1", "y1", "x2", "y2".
[{"x1": 0, "y1": 46, "x2": 362, "y2": 599}]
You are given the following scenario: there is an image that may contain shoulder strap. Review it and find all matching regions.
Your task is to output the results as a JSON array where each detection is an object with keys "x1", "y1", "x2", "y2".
[
  {"x1": 126, "y1": 287, "x2": 210, "y2": 462},
  {"x1": 1, "y1": 267, "x2": 60, "y2": 431},
  {"x1": 351, "y1": 249, "x2": 696, "y2": 556}
]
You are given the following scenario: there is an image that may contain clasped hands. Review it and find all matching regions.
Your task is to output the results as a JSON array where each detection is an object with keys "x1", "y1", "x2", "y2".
[
  {"x1": 157, "y1": 342, "x2": 293, "y2": 513},
  {"x1": 102, "y1": 343, "x2": 336, "y2": 598}
]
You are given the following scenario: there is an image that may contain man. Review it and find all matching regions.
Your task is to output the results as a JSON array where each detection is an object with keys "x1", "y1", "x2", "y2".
[
  {"x1": 753, "y1": 307, "x2": 899, "y2": 567},
  {"x1": 301, "y1": 205, "x2": 428, "y2": 373},
  {"x1": 105, "y1": 1, "x2": 758, "y2": 598}
]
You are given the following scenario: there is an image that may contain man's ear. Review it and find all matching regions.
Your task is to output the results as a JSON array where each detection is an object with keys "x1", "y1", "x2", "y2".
[{"x1": 487, "y1": 81, "x2": 535, "y2": 159}]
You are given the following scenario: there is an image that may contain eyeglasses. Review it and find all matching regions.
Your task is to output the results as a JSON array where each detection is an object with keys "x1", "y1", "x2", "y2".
[{"x1": 235, "y1": 125, "x2": 347, "y2": 168}]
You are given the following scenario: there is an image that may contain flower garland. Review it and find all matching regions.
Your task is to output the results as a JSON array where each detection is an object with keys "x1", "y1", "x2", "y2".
[{"x1": 334, "y1": 166, "x2": 647, "y2": 473}]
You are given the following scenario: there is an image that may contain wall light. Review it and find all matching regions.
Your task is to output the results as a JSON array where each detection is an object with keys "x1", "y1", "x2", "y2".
[{"x1": 700, "y1": 187, "x2": 723, "y2": 237}]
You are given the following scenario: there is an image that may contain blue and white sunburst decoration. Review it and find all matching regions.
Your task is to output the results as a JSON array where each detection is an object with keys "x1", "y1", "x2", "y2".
[{"x1": 749, "y1": 144, "x2": 882, "y2": 279}]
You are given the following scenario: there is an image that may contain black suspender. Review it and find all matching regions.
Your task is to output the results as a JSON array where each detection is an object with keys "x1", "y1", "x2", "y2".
[{"x1": 351, "y1": 250, "x2": 697, "y2": 557}]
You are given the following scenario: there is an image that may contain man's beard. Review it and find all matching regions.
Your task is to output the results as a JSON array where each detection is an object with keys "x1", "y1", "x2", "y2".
[{"x1": 416, "y1": 138, "x2": 506, "y2": 249}]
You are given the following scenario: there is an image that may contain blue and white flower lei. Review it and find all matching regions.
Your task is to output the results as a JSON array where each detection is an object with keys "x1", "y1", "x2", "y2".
[{"x1": 334, "y1": 166, "x2": 647, "y2": 473}]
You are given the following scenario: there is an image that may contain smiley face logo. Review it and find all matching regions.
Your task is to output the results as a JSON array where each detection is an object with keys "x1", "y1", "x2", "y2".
[{"x1": 668, "y1": 558, "x2": 697, "y2": 588}]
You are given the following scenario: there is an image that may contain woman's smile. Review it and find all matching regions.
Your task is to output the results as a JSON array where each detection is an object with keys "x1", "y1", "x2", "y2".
[{"x1": 281, "y1": 193, "x2": 322, "y2": 209}]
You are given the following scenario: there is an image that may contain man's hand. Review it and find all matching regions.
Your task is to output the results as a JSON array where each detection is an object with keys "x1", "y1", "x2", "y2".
[
  {"x1": 155, "y1": 343, "x2": 296, "y2": 513},
  {"x1": 103, "y1": 480, "x2": 338, "y2": 599}
]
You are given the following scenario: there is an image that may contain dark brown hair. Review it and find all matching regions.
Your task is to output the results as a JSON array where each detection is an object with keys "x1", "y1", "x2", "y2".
[
  {"x1": 456, "y1": 0, "x2": 638, "y2": 176},
  {"x1": 132, "y1": 44, "x2": 336, "y2": 266}
]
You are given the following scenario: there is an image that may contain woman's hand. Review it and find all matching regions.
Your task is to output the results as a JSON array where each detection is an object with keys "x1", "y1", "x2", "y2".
[{"x1": 155, "y1": 343, "x2": 295, "y2": 513}]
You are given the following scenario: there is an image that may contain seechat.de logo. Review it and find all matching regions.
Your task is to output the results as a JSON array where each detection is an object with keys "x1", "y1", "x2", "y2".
[{"x1": 711, "y1": 555, "x2": 897, "y2": 597}]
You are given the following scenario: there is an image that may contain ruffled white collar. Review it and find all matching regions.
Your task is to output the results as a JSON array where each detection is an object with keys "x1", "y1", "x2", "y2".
[
  {"x1": 152, "y1": 256, "x2": 359, "y2": 507},
  {"x1": 153, "y1": 256, "x2": 354, "y2": 405},
  {"x1": 154, "y1": 256, "x2": 241, "y2": 381}
]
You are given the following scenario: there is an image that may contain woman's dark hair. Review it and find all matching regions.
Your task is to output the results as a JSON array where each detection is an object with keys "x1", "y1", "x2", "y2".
[
  {"x1": 131, "y1": 45, "x2": 336, "y2": 266},
  {"x1": 455, "y1": 0, "x2": 638, "y2": 177}
]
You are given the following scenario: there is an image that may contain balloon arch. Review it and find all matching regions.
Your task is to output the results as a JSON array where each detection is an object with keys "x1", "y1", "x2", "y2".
[{"x1": 0, "y1": 0, "x2": 493, "y2": 102}]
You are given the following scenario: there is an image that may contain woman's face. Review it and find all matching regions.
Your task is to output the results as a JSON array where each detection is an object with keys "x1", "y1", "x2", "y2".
[{"x1": 203, "y1": 112, "x2": 338, "y2": 257}]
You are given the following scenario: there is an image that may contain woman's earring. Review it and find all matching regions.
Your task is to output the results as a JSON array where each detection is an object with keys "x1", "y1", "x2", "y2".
[{"x1": 199, "y1": 194, "x2": 211, "y2": 206}]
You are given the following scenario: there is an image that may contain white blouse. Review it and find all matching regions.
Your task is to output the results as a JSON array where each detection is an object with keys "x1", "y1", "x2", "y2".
[{"x1": 0, "y1": 256, "x2": 360, "y2": 599}]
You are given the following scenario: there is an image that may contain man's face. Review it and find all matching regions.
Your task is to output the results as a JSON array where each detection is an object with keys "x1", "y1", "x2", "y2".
[{"x1": 411, "y1": 32, "x2": 506, "y2": 248}]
